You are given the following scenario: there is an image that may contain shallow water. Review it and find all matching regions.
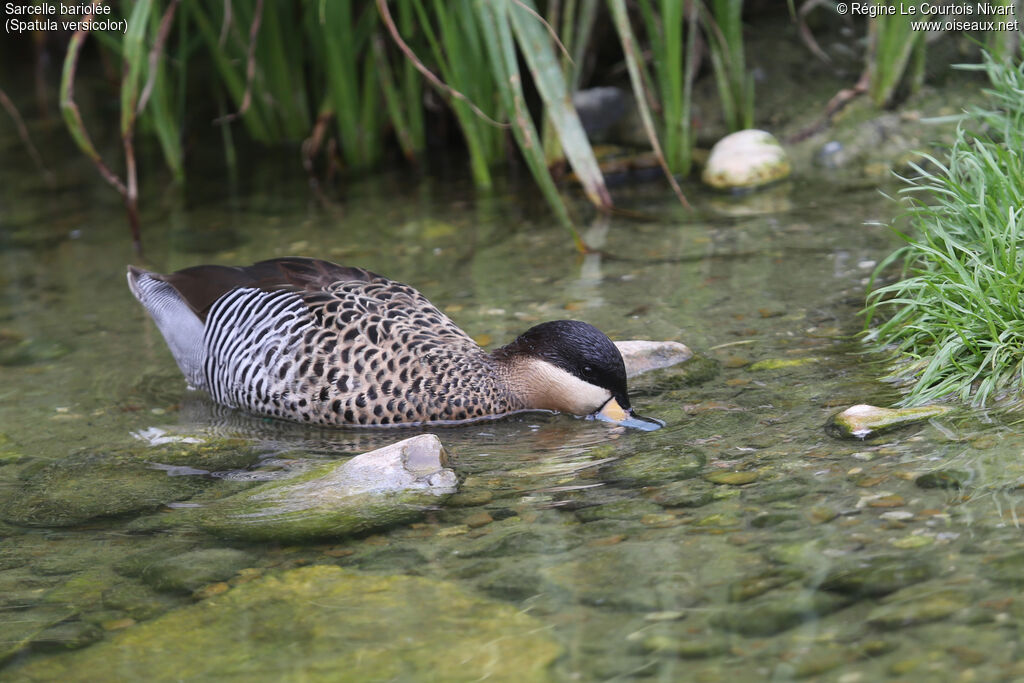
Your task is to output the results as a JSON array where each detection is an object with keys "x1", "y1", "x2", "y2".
[{"x1": 3, "y1": 141, "x2": 1024, "y2": 681}]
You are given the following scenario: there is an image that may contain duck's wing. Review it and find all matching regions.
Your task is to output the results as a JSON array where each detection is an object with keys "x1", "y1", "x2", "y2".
[{"x1": 155, "y1": 257, "x2": 381, "y2": 322}]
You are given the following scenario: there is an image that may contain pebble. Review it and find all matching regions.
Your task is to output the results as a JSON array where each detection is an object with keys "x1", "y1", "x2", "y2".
[
  {"x1": 868, "y1": 495, "x2": 905, "y2": 508},
  {"x1": 101, "y1": 617, "x2": 136, "y2": 631},
  {"x1": 827, "y1": 404, "x2": 951, "y2": 440},
  {"x1": 890, "y1": 535, "x2": 934, "y2": 549},
  {"x1": 445, "y1": 490, "x2": 494, "y2": 507},
  {"x1": 193, "y1": 582, "x2": 230, "y2": 600},
  {"x1": 880, "y1": 510, "x2": 915, "y2": 521},
  {"x1": 808, "y1": 507, "x2": 839, "y2": 524},
  {"x1": 701, "y1": 129, "x2": 791, "y2": 190},
  {"x1": 464, "y1": 512, "x2": 494, "y2": 529},
  {"x1": 704, "y1": 471, "x2": 759, "y2": 486}
]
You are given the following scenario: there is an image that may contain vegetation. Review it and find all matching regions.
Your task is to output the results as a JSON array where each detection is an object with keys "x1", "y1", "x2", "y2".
[
  {"x1": 864, "y1": 56, "x2": 1024, "y2": 407},
  {"x1": 1, "y1": 1, "x2": 1019, "y2": 253}
]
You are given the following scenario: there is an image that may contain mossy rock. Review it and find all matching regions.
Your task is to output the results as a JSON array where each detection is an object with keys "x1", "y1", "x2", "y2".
[
  {"x1": 606, "y1": 448, "x2": 706, "y2": 485},
  {"x1": 114, "y1": 547, "x2": 257, "y2": 594},
  {"x1": 1, "y1": 451, "x2": 209, "y2": 527},
  {"x1": 0, "y1": 604, "x2": 77, "y2": 665},
  {"x1": 144, "y1": 437, "x2": 261, "y2": 471},
  {"x1": 820, "y1": 554, "x2": 937, "y2": 597},
  {"x1": 631, "y1": 354, "x2": 720, "y2": 392},
  {"x1": 0, "y1": 337, "x2": 71, "y2": 367},
  {"x1": 5, "y1": 565, "x2": 563, "y2": 682},
  {"x1": 541, "y1": 542, "x2": 716, "y2": 611},
  {"x1": 826, "y1": 404, "x2": 951, "y2": 440},
  {"x1": 916, "y1": 469, "x2": 972, "y2": 489},
  {"x1": 713, "y1": 589, "x2": 850, "y2": 636},
  {"x1": 198, "y1": 434, "x2": 457, "y2": 542}
]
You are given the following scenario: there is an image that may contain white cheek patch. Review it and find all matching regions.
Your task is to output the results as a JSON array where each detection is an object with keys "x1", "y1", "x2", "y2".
[{"x1": 522, "y1": 359, "x2": 613, "y2": 415}]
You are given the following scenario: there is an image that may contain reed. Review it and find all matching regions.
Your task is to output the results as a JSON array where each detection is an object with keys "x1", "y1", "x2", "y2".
[
  {"x1": 41, "y1": 0, "x2": 1022, "y2": 254},
  {"x1": 864, "y1": 3, "x2": 925, "y2": 107},
  {"x1": 705, "y1": 0, "x2": 754, "y2": 131}
]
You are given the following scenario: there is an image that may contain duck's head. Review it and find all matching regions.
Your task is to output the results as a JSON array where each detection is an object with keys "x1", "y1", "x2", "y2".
[{"x1": 494, "y1": 320, "x2": 662, "y2": 431}]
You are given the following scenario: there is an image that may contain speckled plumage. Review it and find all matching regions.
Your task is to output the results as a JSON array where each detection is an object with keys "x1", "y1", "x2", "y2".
[{"x1": 128, "y1": 258, "x2": 638, "y2": 428}]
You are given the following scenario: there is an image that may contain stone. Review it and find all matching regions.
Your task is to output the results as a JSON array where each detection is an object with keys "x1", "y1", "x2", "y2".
[
  {"x1": 614, "y1": 341, "x2": 694, "y2": 378},
  {"x1": 542, "y1": 543, "x2": 710, "y2": 612},
  {"x1": 630, "y1": 354, "x2": 721, "y2": 391},
  {"x1": 7, "y1": 565, "x2": 562, "y2": 682},
  {"x1": 748, "y1": 357, "x2": 818, "y2": 371},
  {"x1": 714, "y1": 590, "x2": 850, "y2": 636},
  {"x1": 607, "y1": 449, "x2": 705, "y2": 485},
  {"x1": 115, "y1": 548, "x2": 256, "y2": 594},
  {"x1": 789, "y1": 647, "x2": 847, "y2": 678},
  {"x1": 827, "y1": 404, "x2": 951, "y2": 440},
  {"x1": 820, "y1": 555, "x2": 936, "y2": 597},
  {"x1": 645, "y1": 482, "x2": 715, "y2": 508},
  {"x1": 198, "y1": 434, "x2": 457, "y2": 542},
  {"x1": 1, "y1": 451, "x2": 207, "y2": 527},
  {"x1": 915, "y1": 469, "x2": 971, "y2": 489},
  {"x1": 642, "y1": 634, "x2": 731, "y2": 659},
  {"x1": 575, "y1": 500, "x2": 664, "y2": 523},
  {"x1": 982, "y1": 550, "x2": 1024, "y2": 584},
  {"x1": 458, "y1": 524, "x2": 575, "y2": 558},
  {"x1": 866, "y1": 588, "x2": 969, "y2": 629},
  {"x1": 727, "y1": 568, "x2": 803, "y2": 602},
  {"x1": 0, "y1": 604, "x2": 76, "y2": 665},
  {"x1": 701, "y1": 129, "x2": 791, "y2": 191},
  {"x1": 704, "y1": 471, "x2": 759, "y2": 486},
  {"x1": 28, "y1": 620, "x2": 103, "y2": 652}
]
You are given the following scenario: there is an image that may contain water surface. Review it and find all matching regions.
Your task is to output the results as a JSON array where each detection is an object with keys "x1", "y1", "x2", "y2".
[{"x1": 2, "y1": 146, "x2": 1023, "y2": 681}]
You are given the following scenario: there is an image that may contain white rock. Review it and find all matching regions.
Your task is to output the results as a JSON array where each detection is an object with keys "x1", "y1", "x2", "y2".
[
  {"x1": 702, "y1": 129, "x2": 791, "y2": 190},
  {"x1": 615, "y1": 340, "x2": 693, "y2": 378},
  {"x1": 199, "y1": 434, "x2": 457, "y2": 541}
]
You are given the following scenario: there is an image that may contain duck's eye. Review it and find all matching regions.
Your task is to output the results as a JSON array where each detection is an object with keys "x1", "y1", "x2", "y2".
[{"x1": 583, "y1": 365, "x2": 593, "y2": 373}]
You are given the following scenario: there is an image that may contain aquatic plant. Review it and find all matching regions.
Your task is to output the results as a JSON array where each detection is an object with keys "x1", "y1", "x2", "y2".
[
  {"x1": 864, "y1": 3, "x2": 925, "y2": 106},
  {"x1": 33, "y1": 1, "x2": 1023, "y2": 255},
  {"x1": 864, "y1": 55, "x2": 1024, "y2": 406}
]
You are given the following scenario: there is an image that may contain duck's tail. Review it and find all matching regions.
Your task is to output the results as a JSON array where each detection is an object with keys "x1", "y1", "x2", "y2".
[{"x1": 127, "y1": 266, "x2": 207, "y2": 390}]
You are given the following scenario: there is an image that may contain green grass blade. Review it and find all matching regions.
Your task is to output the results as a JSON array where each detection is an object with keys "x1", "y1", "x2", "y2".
[{"x1": 508, "y1": 0, "x2": 610, "y2": 210}]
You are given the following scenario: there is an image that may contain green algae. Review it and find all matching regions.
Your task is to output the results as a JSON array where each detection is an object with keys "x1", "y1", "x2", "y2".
[
  {"x1": 0, "y1": 450, "x2": 209, "y2": 527},
  {"x1": 826, "y1": 404, "x2": 952, "y2": 440},
  {"x1": 196, "y1": 435, "x2": 457, "y2": 542},
  {"x1": 114, "y1": 547, "x2": 257, "y2": 594},
  {"x1": 4, "y1": 565, "x2": 563, "y2": 682},
  {"x1": 607, "y1": 448, "x2": 706, "y2": 485}
]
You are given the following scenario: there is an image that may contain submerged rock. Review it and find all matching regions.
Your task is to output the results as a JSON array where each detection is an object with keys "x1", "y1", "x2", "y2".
[
  {"x1": 607, "y1": 449, "x2": 705, "y2": 485},
  {"x1": 713, "y1": 589, "x2": 850, "y2": 636},
  {"x1": 701, "y1": 129, "x2": 791, "y2": 191},
  {"x1": 866, "y1": 587, "x2": 969, "y2": 629},
  {"x1": 1, "y1": 451, "x2": 208, "y2": 527},
  {"x1": 915, "y1": 469, "x2": 972, "y2": 489},
  {"x1": 614, "y1": 341, "x2": 693, "y2": 378},
  {"x1": 826, "y1": 404, "x2": 952, "y2": 440},
  {"x1": 8, "y1": 565, "x2": 562, "y2": 682},
  {"x1": 115, "y1": 548, "x2": 256, "y2": 594},
  {"x1": 198, "y1": 434, "x2": 457, "y2": 542},
  {"x1": 820, "y1": 554, "x2": 936, "y2": 597}
]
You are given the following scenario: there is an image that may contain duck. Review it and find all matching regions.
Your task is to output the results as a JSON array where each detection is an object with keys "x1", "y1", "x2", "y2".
[{"x1": 127, "y1": 257, "x2": 660, "y2": 430}]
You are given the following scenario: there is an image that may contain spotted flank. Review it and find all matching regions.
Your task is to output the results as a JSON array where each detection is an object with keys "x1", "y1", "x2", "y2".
[{"x1": 128, "y1": 257, "x2": 652, "y2": 429}]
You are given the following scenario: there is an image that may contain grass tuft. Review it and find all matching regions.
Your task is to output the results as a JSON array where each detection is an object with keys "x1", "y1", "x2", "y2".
[{"x1": 864, "y1": 55, "x2": 1024, "y2": 406}]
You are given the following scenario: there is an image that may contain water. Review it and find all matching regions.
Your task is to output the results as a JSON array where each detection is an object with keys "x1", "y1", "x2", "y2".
[{"x1": 3, "y1": 145, "x2": 1024, "y2": 681}]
